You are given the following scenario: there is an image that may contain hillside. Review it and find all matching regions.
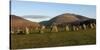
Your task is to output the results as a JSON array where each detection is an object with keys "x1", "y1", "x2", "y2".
[{"x1": 10, "y1": 15, "x2": 40, "y2": 31}]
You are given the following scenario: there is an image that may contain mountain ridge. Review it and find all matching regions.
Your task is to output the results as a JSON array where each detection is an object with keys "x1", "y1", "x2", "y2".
[{"x1": 40, "y1": 13, "x2": 96, "y2": 26}]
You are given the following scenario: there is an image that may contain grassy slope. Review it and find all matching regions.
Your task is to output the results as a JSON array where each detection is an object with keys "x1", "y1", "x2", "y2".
[{"x1": 11, "y1": 29, "x2": 96, "y2": 49}]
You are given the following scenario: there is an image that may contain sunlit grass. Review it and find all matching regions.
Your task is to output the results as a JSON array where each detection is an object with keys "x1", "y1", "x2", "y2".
[{"x1": 11, "y1": 28, "x2": 96, "y2": 49}]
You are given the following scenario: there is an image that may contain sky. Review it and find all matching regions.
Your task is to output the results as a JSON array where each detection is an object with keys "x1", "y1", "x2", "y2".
[{"x1": 11, "y1": 1, "x2": 96, "y2": 22}]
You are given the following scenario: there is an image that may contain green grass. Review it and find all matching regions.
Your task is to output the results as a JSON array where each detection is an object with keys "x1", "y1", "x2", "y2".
[{"x1": 11, "y1": 28, "x2": 96, "y2": 49}]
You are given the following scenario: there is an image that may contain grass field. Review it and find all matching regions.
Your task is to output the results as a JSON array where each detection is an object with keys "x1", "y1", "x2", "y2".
[{"x1": 11, "y1": 28, "x2": 96, "y2": 49}]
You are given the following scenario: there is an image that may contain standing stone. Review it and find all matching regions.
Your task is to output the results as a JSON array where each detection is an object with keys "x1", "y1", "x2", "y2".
[
  {"x1": 73, "y1": 26, "x2": 76, "y2": 31},
  {"x1": 90, "y1": 23, "x2": 94, "y2": 29},
  {"x1": 79, "y1": 26, "x2": 82, "y2": 30},
  {"x1": 16, "y1": 29, "x2": 23, "y2": 34},
  {"x1": 83, "y1": 24, "x2": 86, "y2": 30},
  {"x1": 16, "y1": 29, "x2": 20, "y2": 34},
  {"x1": 51, "y1": 25, "x2": 58, "y2": 32},
  {"x1": 76, "y1": 27, "x2": 79, "y2": 31},
  {"x1": 40, "y1": 25, "x2": 45, "y2": 33},
  {"x1": 93, "y1": 23, "x2": 96, "y2": 28},
  {"x1": 25, "y1": 27, "x2": 30, "y2": 34},
  {"x1": 66, "y1": 25, "x2": 69, "y2": 31},
  {"x1": 11, "y1": 31, "x2": 14, "y2": 34}
]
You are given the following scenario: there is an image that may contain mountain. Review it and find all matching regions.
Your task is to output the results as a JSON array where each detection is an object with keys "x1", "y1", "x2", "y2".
[
  {"x1": 40, "y1": 13, "x2": 96, "y2": 26},
  {"x1": 11, "y1": 15, "x2": 40, "y2": 31}
]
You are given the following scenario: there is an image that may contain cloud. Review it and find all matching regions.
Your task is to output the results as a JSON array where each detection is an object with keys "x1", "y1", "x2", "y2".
[
  {"x1": 24, "y1": 18, "x2": 50, "y2": 22},
  {"x1": 22, "y1": 15, "x2": 49, "y2": 19}
]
